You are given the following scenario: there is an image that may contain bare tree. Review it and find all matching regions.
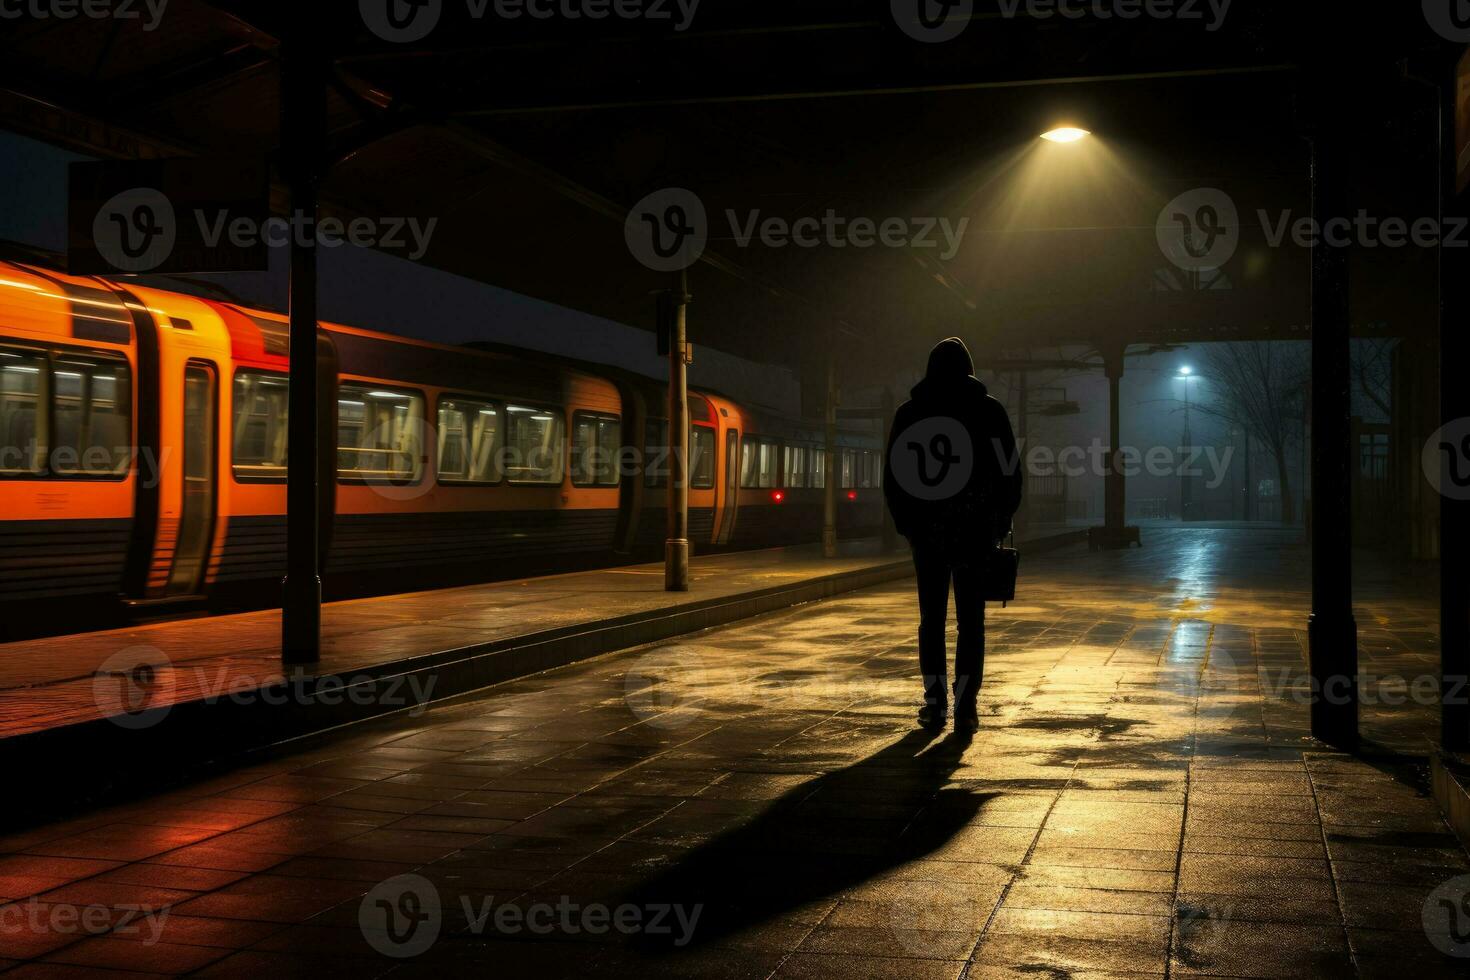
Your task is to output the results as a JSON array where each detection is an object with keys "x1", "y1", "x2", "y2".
[
  {"x1": 1195, "y1": 342, "x2": 1310, "y2": 525},
  {"x1": 1350, "y1": 338, "x2": 1396, "y2": 422}
]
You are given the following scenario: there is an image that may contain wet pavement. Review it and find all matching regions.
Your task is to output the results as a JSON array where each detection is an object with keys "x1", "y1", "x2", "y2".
[
  {"x1": 0, "y1": 541, "x2": 907, "y2": 738},
  {"x1": 0, "y1": 527, "x2": 1464, "y2": 978}
]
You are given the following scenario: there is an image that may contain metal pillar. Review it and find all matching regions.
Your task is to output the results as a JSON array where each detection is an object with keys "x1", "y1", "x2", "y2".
[
  {"x1": 1307, "y1": 103, "x2": 1359, "y2": 748},
  {"x1": 822, "y1": 358, "x2": 838, "y2": 558},
  {"x1": 1015, "y1": 369, "x2": 1029, "y2": 537},
  {"x1": 1179, "y1": 376, "x2": 1194, "y2": 521},
  {"x1": 1089, "y1": 345, "x2": 1139, "y2": 550},
  {"x1": 664, "y1": 271, "x2": 691, "y2": 592},
  {"x1": 280, "y1": 18, "x2": 327, "y2": 664},
  {"x1": 1440, "y1": 52, "x2": 1470, "y2": 751}
]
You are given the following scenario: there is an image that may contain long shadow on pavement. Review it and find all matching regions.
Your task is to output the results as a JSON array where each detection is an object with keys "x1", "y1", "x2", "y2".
[{"x1": 629, "y1": 725, "x2": 997, "y2": 950}]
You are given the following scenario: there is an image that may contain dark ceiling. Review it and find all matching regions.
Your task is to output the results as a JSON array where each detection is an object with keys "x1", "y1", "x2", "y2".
[{"x1": 0, "y1": 0, "x2": 1455, "y2": 384}]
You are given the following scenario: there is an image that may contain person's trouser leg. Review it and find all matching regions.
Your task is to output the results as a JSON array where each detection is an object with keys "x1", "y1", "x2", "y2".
[
  {"x1": 913, "y1": 546, "x2": 952, "y2": 711},
  {"x1": 951, "y1": 561, "x2": 986, "y2": 711}
]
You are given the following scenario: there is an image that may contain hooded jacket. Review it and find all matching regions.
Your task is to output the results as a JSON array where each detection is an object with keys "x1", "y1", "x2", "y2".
[{"x1": 882, "y1": 338, "x2": 1023, "y2": 546}]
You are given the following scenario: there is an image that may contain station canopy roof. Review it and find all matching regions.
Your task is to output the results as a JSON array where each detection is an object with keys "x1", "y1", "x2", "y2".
[{"x1": 1, "y1": 0, "x2": 1448, "y2": 383}]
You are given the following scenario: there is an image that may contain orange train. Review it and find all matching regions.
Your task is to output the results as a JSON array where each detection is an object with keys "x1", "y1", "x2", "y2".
[{"x1": 0, "y1": 261, "x2": 884, "y2": 639}]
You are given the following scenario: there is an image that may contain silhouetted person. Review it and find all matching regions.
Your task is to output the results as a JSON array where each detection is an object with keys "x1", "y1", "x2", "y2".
[{"x1": 883, "y1": 337, "x2": 1021, "y2": 733}]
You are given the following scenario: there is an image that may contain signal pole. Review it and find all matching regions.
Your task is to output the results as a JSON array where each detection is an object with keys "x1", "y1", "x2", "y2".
[{"x1": 665, "y1": 270, "x2": 691, "y2": 592}]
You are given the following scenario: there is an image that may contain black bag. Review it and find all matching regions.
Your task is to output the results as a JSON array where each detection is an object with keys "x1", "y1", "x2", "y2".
[{"x1": 982, "y1": 531, "x2": 1020, "y2": 606}]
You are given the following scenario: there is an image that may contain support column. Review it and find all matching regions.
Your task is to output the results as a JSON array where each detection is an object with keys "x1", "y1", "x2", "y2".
[
  {"x1": 1015, "y1": 369, "x2": 1030, "y2": 538},
  {"x1": 823, "y1": 358, "x2": 838, "y2": 558},
  {"x1": 664, "y1": 271, "x2": 691, "y2": 592},
  {"x1": 1088, "y1": 345, "x2": 1139, "y2": 550},
  {"x1": 280, "y1": 17, "x2": 328, "y2": 665},
  {"x1": 1179, "y1": 383, "x2": 1194, "y2": 521},
  {"x1": 1440, "y1": 52, "x2": 1470, "y2": 751},
  {"x1": 1307, "y1": 100, "x2": 1359, "y2": 748}
]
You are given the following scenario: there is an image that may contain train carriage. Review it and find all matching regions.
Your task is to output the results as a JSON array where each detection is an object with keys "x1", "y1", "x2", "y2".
[
  {"x1": 0, "y1": 260, "x2": 883, "y2": 639},
  {"x1": 0, "y1": 264, "x2": 141, "y2": 632}
]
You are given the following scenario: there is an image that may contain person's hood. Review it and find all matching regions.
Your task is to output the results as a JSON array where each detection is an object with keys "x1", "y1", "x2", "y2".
[{"x1": 911, "y1": 337, "x2": 988, "y2": 401}]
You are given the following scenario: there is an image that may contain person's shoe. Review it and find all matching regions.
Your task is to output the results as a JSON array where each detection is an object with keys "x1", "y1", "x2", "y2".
[
  {"x1": 954, "y1": 706, "x2": 980, "y2": 735},
  {"x1": 918, "y1": 704, "x2": 948, "y2": 729}
]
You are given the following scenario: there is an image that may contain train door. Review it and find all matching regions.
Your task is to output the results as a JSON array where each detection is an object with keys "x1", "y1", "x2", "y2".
[
  {"x1": 716, "y1": 429, "x2": 740, "y2": 545},
  {"x1": 166, "y1": 361, "x2": 217, "y2": 595}
]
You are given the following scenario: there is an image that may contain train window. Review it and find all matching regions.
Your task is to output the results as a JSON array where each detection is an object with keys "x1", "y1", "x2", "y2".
[
  {"x1": 760, "y1": 440, "x2": 777, "y2": 488},
  {"x1": 644, "y1": 418, "x2": 669, "y2": 489},
  {"x1": 504, "y1": 405, "x2": 565, "y2": 485},
  {"x1": 740, "y1": 437, "x2": 777, "y2": 489},
  {"x1": 859, "y1": 451, "x2": 878, "y2": 489},
  {"x1": 232, "y1": 371, "x2": 289, "y2": 481},
  {"x1": 572, "y1": 412, "x2": 621, "y2": 487},
  {"x1": 438, "y1": 397, "x2": 501, "y2": 484},
  {"x1": 0, "y1": 348, "x2": 46, "y2": 476},
  {"x1": 813, "y1": 447, "x2": 826, "y2": 489},
  {"x1": 337, "y1": 383, "x2": 426, "y2": 484},
  {"x1": 49, "y1": 354, "x2": 131, "y2": 477},
  {"x1": 784, "y1": 445, "x2": 809, "y2": 488},
  {"x1": 690, "y1": 425, "x2": 716, "y2": 490}
]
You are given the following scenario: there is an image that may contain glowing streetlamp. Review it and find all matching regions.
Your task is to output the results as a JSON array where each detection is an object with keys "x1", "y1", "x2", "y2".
[{"x1": 1040, "y1": 127, "x2": 1091, "y2": 143}]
